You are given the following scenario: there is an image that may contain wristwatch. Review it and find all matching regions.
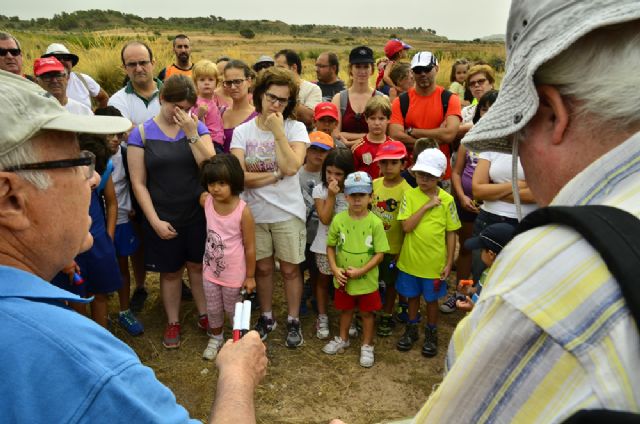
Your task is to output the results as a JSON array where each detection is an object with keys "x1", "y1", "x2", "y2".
[
  {"x1": 188, "y1": 135, "x2": 200, "y2": 144},
  {"x1": 406, "y1": 127, "x2": 413, "y2": 136}
]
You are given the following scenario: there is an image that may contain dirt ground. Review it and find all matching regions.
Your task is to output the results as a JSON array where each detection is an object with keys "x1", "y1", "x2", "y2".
[{"x1": 110, "y1": 273, "x2": 465, "y2": 424}]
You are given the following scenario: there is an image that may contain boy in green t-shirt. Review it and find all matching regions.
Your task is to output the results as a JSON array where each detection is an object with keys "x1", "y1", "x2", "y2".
[
  {"x1": 324, "y1": 171, "x2": 389, "y2": 368},
  {"x1": 371, "y1": 140, "x2": 412, "y2": 336},
  {"x1": 395, "y1": 149, "x2": 461, "y2": 357}
]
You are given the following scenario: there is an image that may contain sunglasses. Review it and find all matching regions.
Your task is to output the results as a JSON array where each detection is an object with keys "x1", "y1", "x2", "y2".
[
  {"x1": 52, "y1": 54, "x2": 75, "y2": 62},
  {"x1": 469, "y1": 78, "x2": 488, "y2": 87},
  {"x1": 412, "y1": 66, "x2": 434, "y2": 75},
  {"x1": 222, "y1": 79, "x2": 246, "y2": 88},
  {"x1": 0, "y1": 48, "x2": 21, "y2": 57}
]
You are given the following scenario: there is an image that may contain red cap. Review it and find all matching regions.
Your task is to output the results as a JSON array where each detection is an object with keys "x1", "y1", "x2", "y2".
[
  {"x1": 314, "y1": 102, "x2": 339, "y2": 121},
  {"x1": 33, "y1": 57, "x2": 65, "y2": 76},
  {"x1": 373, "y1": 140, "x2": 407, "y2": 162},
  {"x1": 384, "y1": 39, "x2": 411, "y2": 59}
]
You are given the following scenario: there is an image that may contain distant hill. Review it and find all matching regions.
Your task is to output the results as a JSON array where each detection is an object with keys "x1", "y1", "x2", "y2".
[
  {"x1": 0, "y1": 9, "x2": 448, "y2": 42},
  {"x1": 481, "y1": 34, "x2": 505, "y2": 42}
]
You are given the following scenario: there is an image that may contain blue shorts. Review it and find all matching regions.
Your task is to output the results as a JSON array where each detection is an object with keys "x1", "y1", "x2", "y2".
[
  {"x1": 396, "y1": 271, "x2": 447, "y2": 302},
  {"x1": 114, "y1": 221, "x2": 140, "y2": 257}
]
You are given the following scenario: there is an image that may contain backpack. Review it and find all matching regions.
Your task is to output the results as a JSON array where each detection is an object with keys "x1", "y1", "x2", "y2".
[
  {"x1": 514, "y1": 205, "x2": 640, "y2": 423},
  {"x1": 338, "y1": 89, "x2": 385, "y2": 118},
  {"x1": 398, "y1": 89, "x2": 452, "y2": 124}
]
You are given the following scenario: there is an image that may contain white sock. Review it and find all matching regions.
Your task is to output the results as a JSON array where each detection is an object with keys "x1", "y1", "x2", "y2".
[{"x1": 262, "y1": 311, "x2": 273, "y2": 320}]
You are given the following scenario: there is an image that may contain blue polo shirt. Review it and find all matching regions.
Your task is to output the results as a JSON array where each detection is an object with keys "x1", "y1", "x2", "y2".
[{"x1": 0, "y1": 265, "x2": 198, "y2": 423}]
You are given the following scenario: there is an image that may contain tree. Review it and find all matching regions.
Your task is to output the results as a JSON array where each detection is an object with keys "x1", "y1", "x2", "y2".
[{"x1": 239, "y1": 28, "x2": 255, "y2": 39}]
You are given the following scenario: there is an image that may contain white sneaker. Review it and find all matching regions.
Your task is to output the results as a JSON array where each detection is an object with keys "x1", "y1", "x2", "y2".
[
  {"x1": 316, "y1": 316, "x2": 330, "y2": 340},
  {"x1": 360, "y1": 344, "x2": 375, "y2": 368},
  {"x1": 322, "y1": 336, "x2": 350, "y2": 355},
  {"x1": 202, "y1": 337, "x2": 224, "y2": 360},
  {"x1": 349, "y1": 321, "x2": 359, "y2": 338}
]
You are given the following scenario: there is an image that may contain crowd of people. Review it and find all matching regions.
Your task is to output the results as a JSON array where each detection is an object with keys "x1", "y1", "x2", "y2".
[{"x1": 1, "y1": 0, "x2": 639, "y2": 420}]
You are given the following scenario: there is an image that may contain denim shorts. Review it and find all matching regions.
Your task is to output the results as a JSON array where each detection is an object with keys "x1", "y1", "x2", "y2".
[{"x1": 396, "y1": 271, "x2": 447, "y2": 302}]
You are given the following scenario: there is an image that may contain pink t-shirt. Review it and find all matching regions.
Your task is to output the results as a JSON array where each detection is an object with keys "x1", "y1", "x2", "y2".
[
  {"x1": 203, "y1": 196, "x2": 247, "y2": 287},
  {"x1": 193, "y1": 97, "x2": 224, "y2": 146}
]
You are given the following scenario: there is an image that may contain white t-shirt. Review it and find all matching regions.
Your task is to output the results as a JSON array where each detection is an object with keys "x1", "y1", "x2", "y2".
[
  {"x1": 299, "y1": 79, "x2": 322, "y2": 110},
  {"x1": 108, "y1": 86, "x2": 161, "y2": 126},
  {"x1": 230, "y1": 118, "x2": 310, "y2": 223},
  {"x1": 478, "y1": 151, "x2": 537, "y2": 219},
  {"x1": 111, "y1": 147, "x2": 132, "y2": 225},
  {"x1": 310, "y1": 184, "x2": 348, "y2": 254},
  {"x1": 67, "y1": 72, "x2": 100, "y2": 110},
  {"x1": 65, "y1": 98, "x2": 93, "y2": 116}
]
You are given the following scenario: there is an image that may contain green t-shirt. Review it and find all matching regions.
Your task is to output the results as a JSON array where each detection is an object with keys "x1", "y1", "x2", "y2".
[
  {"x1": 372, "y1": 177, "x2": 412, "y2": 255},
  {"x1": 397, "y1": 187, "x2": 461, "y2": 278},
  {"x1": 327, "y1": 211, "x2": 389, "y2": 295}
]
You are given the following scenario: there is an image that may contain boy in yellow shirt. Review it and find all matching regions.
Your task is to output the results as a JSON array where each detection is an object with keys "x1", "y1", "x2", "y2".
[{"x1": 395, "y1": 149, "x2": 461, "y2": 357}]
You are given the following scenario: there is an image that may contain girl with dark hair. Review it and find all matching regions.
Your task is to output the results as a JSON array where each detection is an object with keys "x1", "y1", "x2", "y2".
[
  {"x1": 221, "y1": 60, "x2": 257, "y2": 153},
  {"x1": 127, "y1": 74, "x2": 216, "y2": 349},
  {"x1": 230, "y1": 66, "x2": 310, "y2": 348}
]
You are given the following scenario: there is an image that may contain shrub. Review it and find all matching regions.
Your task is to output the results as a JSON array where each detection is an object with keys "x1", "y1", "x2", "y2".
[{"x1": 239, "y1": 29, "x2": 255, "y2": 39}]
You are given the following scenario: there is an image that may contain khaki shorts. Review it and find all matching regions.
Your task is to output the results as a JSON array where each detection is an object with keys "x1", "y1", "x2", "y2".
[{"x1": 255, "y1": 217, "x2": 306, "y2": 264}]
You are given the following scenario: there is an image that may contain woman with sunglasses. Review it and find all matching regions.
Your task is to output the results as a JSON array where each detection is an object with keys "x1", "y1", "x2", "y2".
[
  {"x1": 221, "y1": 60, "x2": 257, "y2": 153},
  {"x1": 127, "y1": 75, "x2": 215, "y2": 349},
  {"x1": 230, "y1": 66, "x2": 310, "y2": 348},
  {"x1": 456, "y1": 64, "x2": 496, "y2": 139},
  {"x1": 332, "y1": 46, "x2": 385, "y2": 147}
]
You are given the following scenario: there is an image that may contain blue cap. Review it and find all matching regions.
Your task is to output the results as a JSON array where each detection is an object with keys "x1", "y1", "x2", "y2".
[
  {"x1": 344, "y1": 171, "x2": 372, "y2": 195},
  {"x1": 464, "y1": 223, "x2": 515, "y2": 254}
]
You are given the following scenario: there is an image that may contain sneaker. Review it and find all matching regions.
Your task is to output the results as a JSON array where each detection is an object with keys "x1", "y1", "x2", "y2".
[
  {"x1": 439, "y1": 294, "x2": 457, "y2": 313},
  {"x1": 322, "y1": 336, "x2": 350, "y2": 354},
  {"x1": 422, "y1": 326, "x2": 438, "y2": 357},
  {"x1": 396, "y1": 323, "x2": 419, "y2": 352},
  {"x1": 360, "y1": 344, "x2": 375, "y2": 368},
  {"x1": 130, "y1": 287, "x2": 148, "y2": 314},
  {"x1": 118, "y1": 309, "x2": 144, "y2": 336},
  {"x1": 202, "y1": 337, "x2": 224, "y2": 360},
  {"x1": 377, "y1": 314, "x2": 394, "y2": 337},
  {"x1": 316, "y1": 316, "x2": 330, "y2": 340},
  {"x1": 285, "y1": 320, "x2": 304, "y2": 348},
  {"x1": 197, "y1": 314, "x2": 209, "y2": 333},
  {"x1": 349, "y1": 321, "x2": 359, "y2": 338},
  {"x1": 254, "y1": 315, "x2": 277, "y2": 341},
  {"x1": 163, "y1": 323, "x2": 181, "y2": 349},
  {"x1": 181, "y1": 280, "x2": 193, "y2": 300}
]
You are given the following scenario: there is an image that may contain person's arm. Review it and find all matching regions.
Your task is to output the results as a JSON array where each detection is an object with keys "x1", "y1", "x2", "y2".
[
  {"x1": 94, "y1": 88, "x2": 109, "y2": 109},
  {"x1": 471, "y1": 158, "x2": 515, "y2": 201},
  {"x1": 455, "y1": 121, "x2": 473, "y2": 140},
  {"x1": 103, "y1": 176, "x2": 117, "y2": 240},
  {"x1": 327, "y1": 245, "x2": 348, "y2": 287},
  {"x1": 263, "y1": 113, "x2": 306, "y2": 176},
  {"x1": 441, "y1": 230, "x2": 457, "y2": 279},
  {"x1": 294, "y1": 104, "x2": 315, "y2": 128},
  {"x1": 501, "y1": 184, "x2": 537, "y2": 204},
  {"x1": 389, "y1": 123, "x2": 417, "y2": 147},
  {"x1": 401, "y1": 195, "x2": 441, "y2": 233},
  {"x1": 128, "y1": 146, "x2": 177, "y2": 240},
  {"x1": 240, "y1": 205, "x2": 256, "y2": 294},
  {"x1": 382, "y1": 61, "x2": 395, "y2": 90},
  {"x1": 410, "y1": 114, "x2": 461, "y2": 144},
  {"x1": 451, "y1": 145, "x2": 479, "y2": 214},
  {"x1": 210, "y1": 331, "x2": 267, "y2": 424},
  {"x1": 314, "y1": 184, "x2": 338, "y2": 225},
  {"x1": 230, "y1": 148, "x2": 281, "y2": 189},
  {"x1": 346, "y1": 252, "x2": 384, "y2": 280},
  {"x1": 199, "y1": 192, "x2": 209, "y2": 207}
]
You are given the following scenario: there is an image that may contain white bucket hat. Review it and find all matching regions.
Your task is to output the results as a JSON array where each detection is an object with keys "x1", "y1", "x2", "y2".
[
  {"x1": 462, "y1": 0, "x2": 640, "y2": 154},
  {"x1": 0, "y1": 70, "x2": 131, "y2": 156}
]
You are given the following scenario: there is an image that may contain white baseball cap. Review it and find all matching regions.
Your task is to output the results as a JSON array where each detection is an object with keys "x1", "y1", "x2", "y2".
[
  {"x1": 462, "y1": 0, "x2": 640, "y2": 154},
  {"x1": 410, "y1": 51, "x2": 438, "y2": 69},
  {"x1": 411, "y1": 148, "x2": 447, "y2": 177},
  {"x1": 0, "y1": 70, "x2": 131, "y2": 156}
]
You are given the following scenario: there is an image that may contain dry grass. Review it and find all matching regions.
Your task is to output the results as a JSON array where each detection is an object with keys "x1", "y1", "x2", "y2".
[{"x1": 109, "y1": 271, "x2": 465, "y2": 424}]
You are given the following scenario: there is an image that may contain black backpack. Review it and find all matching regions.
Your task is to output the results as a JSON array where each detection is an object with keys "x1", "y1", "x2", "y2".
[
  {"x1": 399, "y1": 89, "x2": 452, "y2": 123},
  {"x1": 515, "y1": 205, "x2": 640, "y2": 423}
]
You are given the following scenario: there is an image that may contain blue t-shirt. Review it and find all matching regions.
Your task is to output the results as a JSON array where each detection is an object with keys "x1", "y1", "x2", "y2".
[{"x1": 0, "y1": 265, "x2": 199, "y2": 423}]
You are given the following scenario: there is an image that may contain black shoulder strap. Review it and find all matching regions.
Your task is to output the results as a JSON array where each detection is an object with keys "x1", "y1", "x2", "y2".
[
  {"x1": 120, "y1": 144, "x2": 130, "y2": 182},
  {"x1": 515, "y1": 205, "x2": 640, "y2": 333},
  {"x1": 399, "y1": 92, "x2": 410, "y2": 121},
  {"x1": 441, "y1": 89, "x2": 452, "y2": 119}
]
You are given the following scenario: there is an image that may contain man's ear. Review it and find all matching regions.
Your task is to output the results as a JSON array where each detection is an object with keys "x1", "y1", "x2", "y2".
[
  {"x1": 0, "y1": 173, "x2": 31, "y2": 231},
  {"x1": 536, "y1": 85, "x2": 570, "y2": 146}
]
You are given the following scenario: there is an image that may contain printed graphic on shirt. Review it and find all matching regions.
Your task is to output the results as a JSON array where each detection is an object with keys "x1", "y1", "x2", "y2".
[
  {"x1": 203, "y1": 229, "x2": 226, "y2": 277},
  {"x1": 373, "y1": 197, "x2": 399, "y2": 230},
  {"x1": 244, "y1": 139, "x2": 277, "y2": 172}
]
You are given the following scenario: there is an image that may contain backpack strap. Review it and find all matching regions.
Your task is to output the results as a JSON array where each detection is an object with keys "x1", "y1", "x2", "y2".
[
  {"x1": 515, "y1": 205, "x2": 640, "y2": 333},
  {"x1": 441, "y1": 89, "x2": 452, "y2": 120},
  {"x1": 339, "y1": 89, "x2": 348, "y2": 119},
  {"x1": 137, "y1": 123, "x2": 146, "y2": 146},
  {"x1": 97, "y1": 158, "x2": 114, "y2": 195},
  {"x1": 399, "y1": 92, "x2": 410, "y2": 122}
]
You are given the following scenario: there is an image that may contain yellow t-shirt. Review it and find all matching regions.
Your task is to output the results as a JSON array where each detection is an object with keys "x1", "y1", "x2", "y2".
[
  {"x1": 397, "y1": 187, "x2": 461, "y2": 278},
  {"x1": 372, "y1": 177, "x2": 412, "y2": 255}
]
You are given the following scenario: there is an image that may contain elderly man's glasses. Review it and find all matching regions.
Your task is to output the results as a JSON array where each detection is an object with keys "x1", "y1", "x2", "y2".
[
  {"x1": 222, "y1": 79, "x2": 246, "y2": 88},
  {"x1": 264, "y1": 92, "x2": 289, "y2": 106},
  {"x1": 124, "y1": 60, "x2": 151, "y2": 69},
  {"x1": 0, "y1": 48, "x2": 21, "y2": 57},
  {"x1": 39, "y1": 72, "x2": 67, "y2": 81},
  {"x1": 3, "y1": 150, "x2": 96, "y2": 180},
  {"x1": 52, "y1": 54, "x2": 75, "y2": 63}
]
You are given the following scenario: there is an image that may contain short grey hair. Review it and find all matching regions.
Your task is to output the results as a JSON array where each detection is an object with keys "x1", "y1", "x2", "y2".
[
  {"x1": 534, "y1": 20, "x2": 640, "y2": 132},
  {"x1": 0, "y1": 31, "x2": 21, "y2": 49},
  {"x1": 0, "y1": 138, "x2": 51, "y2": 190}
]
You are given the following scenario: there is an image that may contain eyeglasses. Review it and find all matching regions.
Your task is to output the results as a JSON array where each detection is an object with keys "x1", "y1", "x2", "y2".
[
  {"x1": 469, "y1": 78, "x2": 488, "y2": 87},
  {"x1": 53, "y1": 54, "x2": 75, "y2": 62},
  {"x1": 124, "y1": 60, "x2": 151, "y2": 69},
  {"x1": 315, "y1": 64, "x2": 330, "y2": 68},
  {"x1": 222, "y1": 79, "x2": 246, "y2": 88},
  {"x1": 38, "y1": 72, "x2": 67, "y2": 81},
  {"x1": 412, "y1": 66, "x2": 434, "y2": 75},
  {"x1": 3, "y1": 150, "x2": 96, "y2": 180},
  {"x1": 264, "y1": 92, "x2": 289, "y2": 106},
  {"x1": 0, "y1": 48, "x2": 21, "y2": 57}
]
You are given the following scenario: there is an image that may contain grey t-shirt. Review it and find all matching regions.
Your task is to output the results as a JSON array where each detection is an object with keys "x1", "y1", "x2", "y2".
[
  {"x1": 316, "y1": 80, "x2": 346, "y2": 102},
  {"x1": 298, "y1": 167, "x2": 321, "y2": 244}
]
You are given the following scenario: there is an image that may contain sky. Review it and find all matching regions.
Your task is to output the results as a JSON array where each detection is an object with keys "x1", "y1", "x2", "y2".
[{"x1": 2, "y1": 0, "x2": 512, "y2": 41}]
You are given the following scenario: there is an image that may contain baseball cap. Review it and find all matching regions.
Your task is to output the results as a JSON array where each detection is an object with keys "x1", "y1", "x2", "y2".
[
  {"x1": 384, "y1": 39, "x2": 411, "y2": 59},
  {"x1": 373, "y1": 140, "x2": 407, "y2": 162},
  {"x1": 463, "y1": 0, "x2": 640, "y2": 154},
  {"x1": 33, "y1": 57, "x2": 65, "y2": 77},
  {"x1": 410, "y1": 51, "x2": 438, "y2": 69},
  {"x1": 41, "y1": 43, "x2": 79, "y2": 67},
  {"x1": 411, "y1": 148, "x2": 447, "y2": 177},
  {"x1": 349, "y1": 46, "x2": 374, "y2": 65},
  {"x1": 464, "y1": 223, "x2": 515, "y2": 254},
  {"x1": 344, "y1": 171, "x2": 372, "y2": 195},
  {"x1": 0, "y1": 70, "x2": 131, "y2": 156},
  {"x1": 314, "y1": 102, "x2": 339, "y2": 121},
  {"x1": 308, "y1": 131, "x2": 334, "y2": 151}
]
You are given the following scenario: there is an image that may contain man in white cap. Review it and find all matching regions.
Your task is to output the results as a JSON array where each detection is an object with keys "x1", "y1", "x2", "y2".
[
  {"x1": 410, "y1": 0, "x2": 640, "y2": 422},
  {"x1": 0, "y1": 69, "x2": 268, "y2": 422},
  {"x1": 42, "y1": 42, "x2": 109, "y2": 110}
]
